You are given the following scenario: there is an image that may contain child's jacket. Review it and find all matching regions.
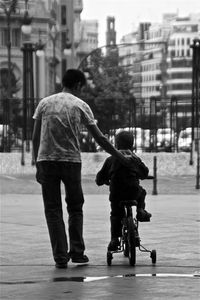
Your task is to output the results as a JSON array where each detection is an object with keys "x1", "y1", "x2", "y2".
[{"x1": 96, "y1": 149, "x2": 149, "y2": 202}]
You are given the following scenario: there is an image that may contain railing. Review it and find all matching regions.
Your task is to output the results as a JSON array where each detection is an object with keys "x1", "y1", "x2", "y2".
[
  {"x1": 0, "y1": 96, "x2": 194, "y2": 154},
  {"x1": 0, "y1": 97, "x2": 40, "y2": 153}
]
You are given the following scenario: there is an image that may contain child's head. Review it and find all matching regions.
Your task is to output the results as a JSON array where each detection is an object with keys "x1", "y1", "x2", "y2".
[{"x1": 115, "y1": 130, "x2": 134, "y2": 150}]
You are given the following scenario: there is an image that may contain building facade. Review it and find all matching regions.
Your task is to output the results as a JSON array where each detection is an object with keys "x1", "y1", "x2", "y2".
[
  {"x1": 0, "y1": 0, "x2": 87, "y2": 99},
  {"x1": 119, "y1": 13, "x2": 200, "y2": 130},
  {"x1": 76, "y1": 19, "x2": 98, "y2": 68}
]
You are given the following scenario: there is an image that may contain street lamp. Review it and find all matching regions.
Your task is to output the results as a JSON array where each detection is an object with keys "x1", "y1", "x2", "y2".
[
  {"x1": 0, "y1": 0, "x2": 17, "y2": 152},
  {"x1": 49, "y1": 24, "x2": 58, "y2": 92},
  {"x1": 20, "y1": 0, "x2": 34, "y2": 165},
  {"x1": 190, "y1": 39, "x2": 200, "y2": 188}
]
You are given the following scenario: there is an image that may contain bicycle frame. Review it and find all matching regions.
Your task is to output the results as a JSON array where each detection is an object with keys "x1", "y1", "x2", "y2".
[{"x1": 107, "y1": 200, "x2": 156, "y2": 266}]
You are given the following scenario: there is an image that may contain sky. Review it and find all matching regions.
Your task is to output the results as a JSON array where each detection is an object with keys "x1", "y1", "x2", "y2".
[{"x1": 81, "y1": 0, "x2": 200, "y2": 46}]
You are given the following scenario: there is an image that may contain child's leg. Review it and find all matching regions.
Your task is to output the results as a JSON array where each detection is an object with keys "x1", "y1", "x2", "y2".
[
  {"x1": 136, "y1": 187, "x2": 152, "y2": 222},
  {"x1": 107, "y1": 202, "x2": 124, "y2": 251},
  {"x1": 136, "y1": 186, "x2": 146, "y2": 209},
  {"x1": 110, "y1": 202, "x2": 124, "y2": 238}
]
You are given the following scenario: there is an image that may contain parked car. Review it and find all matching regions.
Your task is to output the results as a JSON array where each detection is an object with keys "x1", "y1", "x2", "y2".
[
  {"x1": 178, "y1": 128, "x2": 192, "y2": 152},
  {"x1": 156, "y1": 128, "x2": 175, "y2": 151}
]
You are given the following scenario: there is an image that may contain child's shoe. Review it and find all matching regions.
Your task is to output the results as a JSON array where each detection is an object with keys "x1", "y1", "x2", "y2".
[
  {"x1": 108, "y1": 238, "x2": 120, "y2": 251},
  {"x1": 136, "y1": 208, "x2": 152, "y2": 222}
]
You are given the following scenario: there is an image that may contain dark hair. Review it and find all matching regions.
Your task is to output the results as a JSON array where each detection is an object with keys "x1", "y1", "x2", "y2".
[
  {"x1": 115, "y1": 130, "x2": 134, "y2": 150},
  {"x1": 62, "y1": 69, "x2": 86, "y2": 89}
]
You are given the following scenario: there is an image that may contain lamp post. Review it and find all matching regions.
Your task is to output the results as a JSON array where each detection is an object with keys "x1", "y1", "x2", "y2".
[
  {"x1": 49, "y1": 25, "x2": 59, "y2": 93},
  {"x1": 35, "y1": 31, "x2": 45, "y2": 99},
  {"x1": 191, "y1": 39, "x2": 200, "y2": 189},
  {"x1": 0, "y1": 0, "x2": 17, "y2": 152},
  {"x1": 150, "y1": 97, "x2": 157, "y2": 152},
  {"x1": 20, "y1": 0, "x2": 34, "y2": 165}
]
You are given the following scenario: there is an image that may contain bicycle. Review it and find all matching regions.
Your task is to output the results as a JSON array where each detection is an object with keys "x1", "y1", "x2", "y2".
[{"x1": 107, "y1": 199, "x2": 157, "y2": 266}]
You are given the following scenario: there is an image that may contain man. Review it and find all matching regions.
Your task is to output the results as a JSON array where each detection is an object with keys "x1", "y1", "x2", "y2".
[{"x1": 32, "y1": 69, "x2": 129, "y2": 269}]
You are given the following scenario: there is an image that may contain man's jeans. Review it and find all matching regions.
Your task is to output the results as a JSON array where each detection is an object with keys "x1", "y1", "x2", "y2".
[{"x1": 37, "y1": 161, "x2": 85, "y2": 264}]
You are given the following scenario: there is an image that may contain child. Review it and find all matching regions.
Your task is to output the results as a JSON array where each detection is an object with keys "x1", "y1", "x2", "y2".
[{"x1": 95, "y1": 130, "x2": 152, "y2": 251}]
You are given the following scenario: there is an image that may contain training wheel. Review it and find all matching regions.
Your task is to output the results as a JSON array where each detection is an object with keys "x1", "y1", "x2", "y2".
[
  {"x1": 150, "y1": 249, "x2": 157, "y2": 264},
  {"x1": 107, "y1": 251, "x2": 113, "y2": 266}
]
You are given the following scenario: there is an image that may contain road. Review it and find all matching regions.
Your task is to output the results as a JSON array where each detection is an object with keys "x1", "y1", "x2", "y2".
[{"x1": 0, "y1": 174, "x2": 200, "y2": 299}]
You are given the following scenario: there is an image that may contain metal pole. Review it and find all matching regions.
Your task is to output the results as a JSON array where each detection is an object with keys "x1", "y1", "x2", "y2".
[
  {"x1": 21, "y1": 42, "x2": 35, "y2": 165},
  {"x1": 190, "y1": 40, "x2": 196, "y2": 165},
  {"x1": 152, "y1": 156, "x2": 158, "y2": 195},
  {"x1": 53, "y1": 39, "x2": 56, "y2": 92},
  {"x1": 21, "y1": 43, "x2": 27, "y2": 165},
  {"x1": 195, "y1": 41, "x2": 200, "y2": 189},
  {"x1": 170, "y1": 97, "x2": 173, "y2": 151},
  {"x1": 196, "y1": 140, "x2": 200, "y2": 189},
  {"x1": 5, "y1": 9, "x2": 12, "y2": 152}
]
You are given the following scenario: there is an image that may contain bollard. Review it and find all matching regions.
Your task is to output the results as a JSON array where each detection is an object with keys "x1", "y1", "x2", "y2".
[
  {"x1": 195, "y1": 140, "x2": 200, "y2": 189},
  {"x1": 152, "y1": 156, "x2": 158, "y2": 195}
]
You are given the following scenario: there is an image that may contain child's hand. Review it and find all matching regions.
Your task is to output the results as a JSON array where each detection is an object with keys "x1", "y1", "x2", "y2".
[{"x1": 95, "y1": 177, "x2": 109, "y2": 186}]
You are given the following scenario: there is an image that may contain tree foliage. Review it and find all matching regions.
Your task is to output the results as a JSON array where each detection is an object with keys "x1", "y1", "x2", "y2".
[
  {"x1": 80, "y1": 46, "x2": 134, "y2": 133},
  {"x1": 0, "y1": 0, "x2": 18, "y2": 16}
]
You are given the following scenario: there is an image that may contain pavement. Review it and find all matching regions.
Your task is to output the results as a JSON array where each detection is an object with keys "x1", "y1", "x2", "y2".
[{"x1": 0, "y1": 174, "x2": 200, "y2": 299}]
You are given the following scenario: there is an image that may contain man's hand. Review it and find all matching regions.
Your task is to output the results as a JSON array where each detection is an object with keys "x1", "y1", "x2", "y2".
[{"x1": 35, "y1": 163, "x2": 43, "y2": 184}]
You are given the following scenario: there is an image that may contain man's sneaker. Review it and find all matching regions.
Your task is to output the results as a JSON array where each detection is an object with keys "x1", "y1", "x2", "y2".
[
  {"x1": 137, "y1": 209, "x2": 152, "y2": 222},
  {"x1": 55, "y1": 262, "x2": 68, "y2": 269},
  {"x1": 71, "y1": 254, "x2": 89, "y2": 265},
  {"x1": 108, "y1": 238, "x2": 120, "y2": 251}
]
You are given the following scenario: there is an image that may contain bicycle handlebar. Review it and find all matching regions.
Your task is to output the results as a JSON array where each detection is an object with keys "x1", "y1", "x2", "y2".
[{"x1": 147, "y1": 175, "x2": 154, "y2": 179}]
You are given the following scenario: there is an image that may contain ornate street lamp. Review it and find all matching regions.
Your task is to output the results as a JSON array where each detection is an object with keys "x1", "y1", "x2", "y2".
[
  {"x1": 190, "y1": 39, "x2": 200, "y2": 188},
  {"x1": 20, "y1": 0, "x2": 34, "y2": 165},
  {"x1": 49, "y1": 24, "x2": 59, "y2": 92}
]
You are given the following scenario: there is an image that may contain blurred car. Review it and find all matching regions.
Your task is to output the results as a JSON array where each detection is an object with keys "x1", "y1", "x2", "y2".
[
  {"x1": 178, "y1": 128, "x2": 192, "y2": 152},
  {"x1": 156, "y1": 128, "x2": 175, "y2": 151}
]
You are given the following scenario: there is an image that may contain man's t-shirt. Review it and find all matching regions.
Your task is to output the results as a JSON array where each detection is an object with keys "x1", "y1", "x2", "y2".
[{"x1": 33, "y1": 92, "x2": 96, "y2": 163}]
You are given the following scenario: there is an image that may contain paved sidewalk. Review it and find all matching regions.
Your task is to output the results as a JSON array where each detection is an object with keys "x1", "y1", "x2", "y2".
[{"x1": 0, "y1": 191, "x2": 200, "y2": 299}]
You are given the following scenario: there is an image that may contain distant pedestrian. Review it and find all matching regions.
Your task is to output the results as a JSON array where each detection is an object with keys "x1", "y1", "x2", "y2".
[
  {"x1": 96, "y1": 130, "x2": 152, "y2": 251},
  {"x1": 32, "y1": 69, "x2": 129, "y2": 268}
]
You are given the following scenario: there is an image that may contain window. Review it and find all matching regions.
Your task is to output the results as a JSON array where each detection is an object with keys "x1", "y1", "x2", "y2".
[
  {"x1": 171, "y1": 72, "x2": 191, "y2": 79},
  {"x1": 12, "y1": 28, "x2": 20, "y2": 47},
  {"x1": 171, "y1": 50, "x2": 175, "y2": 57},
  {"x1": 62, "y1": 58, "x2": 67, "y2": 78},
  {"x1": 191, "y1": 25, "x2": 198, "y2": 32},
  {"x1": 0, "y1": 29, "x2": 8, "y2": 46},
  {"x1": 0, "y1": 28, "x2": 20, "y2": 47},
  {"x1": 61, "y1": 32, "x2": 66, "y2": 50},
  {"x1": 61, "y1": 5, "x2": 66, "y2": 25},
  {"x1": 169, "y1": 83, "x2": 192, "y2": 90},
  {"x1": 172, "y1": 59, "x2": 192, "y2": 68}
]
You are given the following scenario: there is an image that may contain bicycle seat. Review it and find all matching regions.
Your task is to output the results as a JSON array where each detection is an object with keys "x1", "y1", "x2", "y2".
[{"x1": 120, "y1": 200, "x2": 138, "y2": 207}]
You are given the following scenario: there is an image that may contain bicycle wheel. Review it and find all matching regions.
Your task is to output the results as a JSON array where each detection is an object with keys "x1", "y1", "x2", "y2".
[
  {"x1": 151, "y1": 249, "x2": 157, "y2": 264},
  {"x1": 107, "y1": 251, "x2": 113, "y2": 266},
  {"x1": 127, "y1": 217, "x2": 136, "y2": 266},
  {"x1": 123, "y1": 227, "x2": 129, "y2": 257}
]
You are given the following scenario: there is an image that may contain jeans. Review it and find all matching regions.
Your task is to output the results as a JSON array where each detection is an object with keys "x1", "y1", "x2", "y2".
[{"x1": 37, "y1": 161, "x2": 85, "y2": 264}]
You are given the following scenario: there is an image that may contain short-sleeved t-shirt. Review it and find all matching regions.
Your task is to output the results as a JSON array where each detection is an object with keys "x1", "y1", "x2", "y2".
[{"x1": 33, "y1": 92, "x2": 96, "y2": 162}]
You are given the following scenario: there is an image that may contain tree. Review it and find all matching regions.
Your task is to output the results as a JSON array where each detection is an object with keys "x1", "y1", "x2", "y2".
[{"x1": 80, "y1": 46, "x2": 134, "y2": 134}]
